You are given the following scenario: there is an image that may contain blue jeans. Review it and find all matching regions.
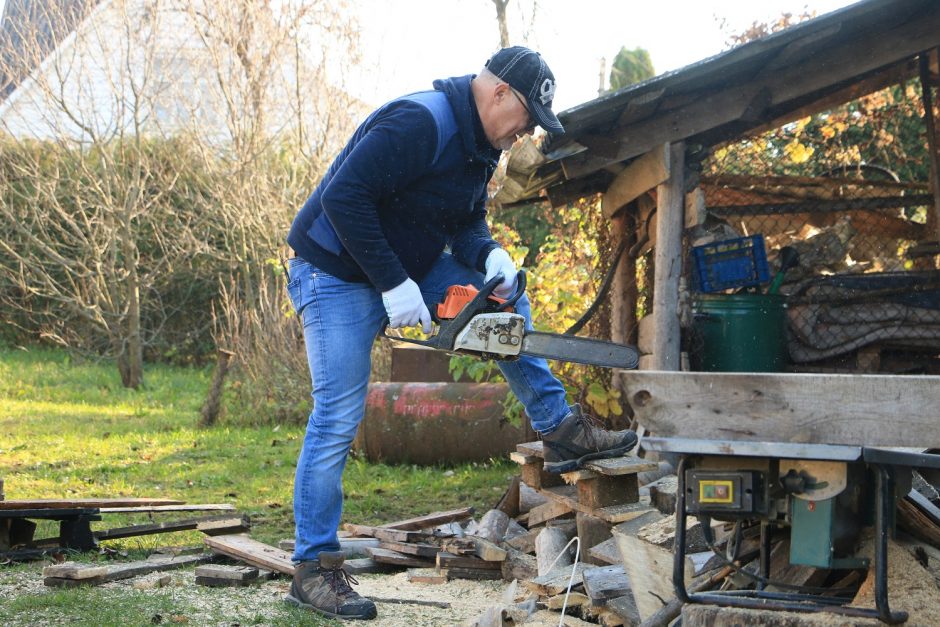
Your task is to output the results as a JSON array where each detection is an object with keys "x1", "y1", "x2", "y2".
[{"x1": 285, "y1": 252, "x2": 570, "y2": 562}]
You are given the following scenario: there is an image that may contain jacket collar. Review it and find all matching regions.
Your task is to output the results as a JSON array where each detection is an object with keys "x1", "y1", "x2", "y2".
[{"x1": 433, "y1": 75, "x2": 500, "y2": 167}]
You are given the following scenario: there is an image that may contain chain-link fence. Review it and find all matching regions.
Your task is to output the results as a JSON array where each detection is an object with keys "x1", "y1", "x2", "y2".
[{"x1": 685, "y1": 78, "x2": 940, "y2": 374}]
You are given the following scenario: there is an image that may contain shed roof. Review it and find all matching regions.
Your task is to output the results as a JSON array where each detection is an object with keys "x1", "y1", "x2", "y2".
[{"x1": 499, "y1": 0, "x2": 940, "y2": 207}]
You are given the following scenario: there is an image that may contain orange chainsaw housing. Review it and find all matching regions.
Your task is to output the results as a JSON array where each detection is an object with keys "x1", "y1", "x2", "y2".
[{"x1": 436, "y1": 284, "x2": 513, "y2": 320}]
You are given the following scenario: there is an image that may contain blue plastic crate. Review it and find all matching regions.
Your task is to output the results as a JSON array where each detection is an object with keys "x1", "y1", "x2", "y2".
[{"x1": 691, "y1": 235, "x2": 770, "y2": 293}]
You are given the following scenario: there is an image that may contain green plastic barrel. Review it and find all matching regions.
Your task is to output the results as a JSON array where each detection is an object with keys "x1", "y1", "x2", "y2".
[{"x1": 692, "y1": 293, "x2": 788, "y2": 372}]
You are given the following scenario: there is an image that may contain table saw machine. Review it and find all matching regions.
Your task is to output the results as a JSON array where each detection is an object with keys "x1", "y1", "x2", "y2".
[{"x1": 642, "y1": 437, "x2": 940, "y2": 624}]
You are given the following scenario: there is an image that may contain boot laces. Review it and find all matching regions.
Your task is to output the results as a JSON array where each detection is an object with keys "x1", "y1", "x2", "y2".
[
  {"x1": 321, "y1": 566, "x2": 359, "y2": 599},
  {"x1": 577, "y1": 411, "x2": 609, "y2": 450}
]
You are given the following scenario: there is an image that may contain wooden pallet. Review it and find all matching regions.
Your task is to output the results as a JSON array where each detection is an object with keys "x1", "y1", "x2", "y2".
[{"x1": 512, "y1": 441, "x2": 656, "y2": 523}]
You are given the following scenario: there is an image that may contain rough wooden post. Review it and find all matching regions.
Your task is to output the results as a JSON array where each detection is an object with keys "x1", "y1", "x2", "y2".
[
  {"x1": 611, "y1": 209, "x2": 638, "y2": 423},
  {"x1": 919, "y1": 51, "x2": 940, "y2": 245},
  {"x1": 199, "y1": 349, "x2": 235, "y2": 427},
  {"x1": 651, "y1": 142, "x2": 685, "y2": 371}
]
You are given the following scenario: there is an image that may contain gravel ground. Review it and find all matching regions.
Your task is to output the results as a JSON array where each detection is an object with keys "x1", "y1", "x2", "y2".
[{"x1": 0, "y1": 563, "x2": 510, "y2": 626}]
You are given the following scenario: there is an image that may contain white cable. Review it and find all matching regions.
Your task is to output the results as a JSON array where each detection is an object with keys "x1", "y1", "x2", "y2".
[{"x1": 541, "y1": 535, "x2": 581, "y2": 627}]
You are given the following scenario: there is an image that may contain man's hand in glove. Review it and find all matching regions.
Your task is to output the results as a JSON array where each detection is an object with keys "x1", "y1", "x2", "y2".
[
  {"x1": 484, "y1": 248, "x2": 518, "y2": 299},
  {"x1": 382, "y1": 278, "x2": 432, "y2": 334}
]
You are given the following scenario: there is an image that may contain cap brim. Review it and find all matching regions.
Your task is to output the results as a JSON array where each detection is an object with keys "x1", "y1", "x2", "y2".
[{"x1": 530, "y1": 101, "x2": 564, "y2": 135}]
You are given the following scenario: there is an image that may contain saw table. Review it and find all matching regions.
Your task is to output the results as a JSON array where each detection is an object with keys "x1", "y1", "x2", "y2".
[{"x1": 642, "y1": 437, "x2": 940, "y2": 624}]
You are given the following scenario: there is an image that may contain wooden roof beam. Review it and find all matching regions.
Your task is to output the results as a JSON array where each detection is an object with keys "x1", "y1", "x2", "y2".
[{"x1": 558, "y1": 3, "x2": 940, "y2": 181}]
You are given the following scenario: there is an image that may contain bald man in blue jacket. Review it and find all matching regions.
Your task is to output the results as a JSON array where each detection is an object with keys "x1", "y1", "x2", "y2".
[{"x1": 284, "y1": 46, "x2": 636, "y2": 620}]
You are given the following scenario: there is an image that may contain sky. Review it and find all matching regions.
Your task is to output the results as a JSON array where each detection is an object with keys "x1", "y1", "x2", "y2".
[
  {"x1": 349, "y1": 0, "x2": 862, "y2": 112},
  {"x1": 0, "y1": 0, "x2": 861, "y2": 112}
]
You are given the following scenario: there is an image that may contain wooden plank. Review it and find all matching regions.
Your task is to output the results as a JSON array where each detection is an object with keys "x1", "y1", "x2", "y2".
[
  {"x1": 203, "y1": 534, "x2": 294, "y2": 576},
  {"x1": 407, "y1": 568, "x2": 447, "y2": 584},
  {"x1": 561, "y1": 457, "x2": 658, "y2": 481},
  {"x1": 587, "y1": 537, "x2": 622, "y2": 565},
  {"x1": 578, "y1": 475, "x2": 639, "y2": 510},
  {"x1": 93, "y1": 515, "x2": 247, "y2": 541},
  {"x1": 366, "y1": 547, "x2": 434, "y2": 568},
  {"x1": 540, "y1": 485, "x2": 652, "y2": 524},
  {"x1": 99, "y1": 504, "x2": 234, "y2": 514},
  {"x1": 613, "y1": 528, "x2": 690, "y2": 621},
  {"x1": 42, "y1": 562, "x2": 110, "y2": 580},
  {"x1": 583, "y1": 564, "x2": 631, "y2": 607},
  {"x1": 377, "y1": 540, "x2": 439, "y2": 559},
  {"x1": 523, "y1": 563, "x2": 587, "y2": 596},
  {"x1": 0, "y1": 498, "x2": 184, "y2": 511},
  {"x1": 602, "y1": 144, "x2": 670, "y2": 218},
  {"x1": 444, "y1": 566, "x2": 502, "y2": 581},
  {"x1": 342, "y1": 524, "x2": 430, "y2": 544},
  {"x1": 436, "y1": 551, "x2": 502, "y2": 571},
  {"x1": 651, "y1": 142, "x2": 684, "y2": 371},
  {"x1": 578, "y1": 512, "x2": 613, "y2": 566},
  {"x1": 194, "y1": 564, "x2": 259, "y2": 581},
  {"x1": 345, "y1": 558, "x2": 397, "y2": 575},
  {"x1": 527, "y1": 498, "x2": 574, "y2": 527},
  {"x1": 444, "y1": 536, "x2": 507, "y2": 562},
  {"x1": 899, "y1": 496, "x2": 940, "y2": 547},
  {"x1": 381, "y1": 507, "x2": 474, "y2": 531},
  {"x1": 470, "y1": 536, "x2": 507, "y2": 562},
  {"x1": 510, "y1": 451, "x2": 538, "y2": 465},
  {"x1": 43, "y1": 554, "x2": 210, "y2": 587},
  {"x1": 547, "y1": 591, "x2": 591, "y2": 610},
  {"x1": 623, "y1": 371, "x2": 940, "y2": 447},
  {"x1": 516, "y1": 441, "x2": 544, "y2": 458}
]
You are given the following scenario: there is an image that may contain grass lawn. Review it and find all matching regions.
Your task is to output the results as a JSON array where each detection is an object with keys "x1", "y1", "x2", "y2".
[{"x1": 0, "y1": 346, "x2": 516, "y2": 625}]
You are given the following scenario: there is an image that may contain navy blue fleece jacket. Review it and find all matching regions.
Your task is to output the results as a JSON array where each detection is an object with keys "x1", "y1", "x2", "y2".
[{"x1": 287, "y1": 75, "x2": 502, "y2": 292}]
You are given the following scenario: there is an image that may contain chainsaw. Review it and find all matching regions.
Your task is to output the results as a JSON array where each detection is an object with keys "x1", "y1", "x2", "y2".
[{"x1": 384, "y1": 270, "x2": 639, "y2": 369}]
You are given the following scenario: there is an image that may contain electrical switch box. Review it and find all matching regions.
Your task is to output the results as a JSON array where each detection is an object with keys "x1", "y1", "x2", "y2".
[{"x1": 685, "y1": 469, "x2": 767, "y2": 517}]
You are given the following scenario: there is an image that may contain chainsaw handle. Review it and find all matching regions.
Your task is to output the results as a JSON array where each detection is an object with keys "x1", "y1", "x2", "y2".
[{"x1": 497, "y1": 270, "x2": 527, "y2": 312}]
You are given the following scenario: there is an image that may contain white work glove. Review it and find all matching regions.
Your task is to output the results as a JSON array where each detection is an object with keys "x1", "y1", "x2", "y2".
[
  {"x1": 382, "y1": 278, "x2": 432, "y2": 334},
  {"x1": 485, "y1": 248, "x2": 518, "y2": 299}
]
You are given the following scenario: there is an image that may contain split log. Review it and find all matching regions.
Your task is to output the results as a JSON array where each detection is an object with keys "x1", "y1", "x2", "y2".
[
  {"x1": 646, "y1": 475, "x2": 678, "y2": 515},
  {"x1": 496, "y1": 476, "x2": 521, "y2": 517},
  {"x1": 475, "y1": 509, "x2": 510, "y2": 543},
  {"x1": 536, "y1": 526, "x2": 573, "y2": 576},
  {"x1": 502, "y1": 547, "x2": 538, "y2": 581},
  {"x1": 505, "y1": 529, "x2": 539, "y2": 554}
]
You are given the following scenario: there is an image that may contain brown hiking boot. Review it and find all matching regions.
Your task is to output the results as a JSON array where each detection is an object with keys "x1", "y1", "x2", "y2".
[
  {"x1": 541, "y1": 404, "x2": 638, "y2": 473},
  {"x1": 286, "y1": 551, "x2": 377, "y2": 620}
]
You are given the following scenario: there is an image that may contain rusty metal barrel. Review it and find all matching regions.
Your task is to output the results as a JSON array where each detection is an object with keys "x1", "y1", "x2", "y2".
[{"x1": 353, "y1": 382, "x2": 531, "y2": 464}]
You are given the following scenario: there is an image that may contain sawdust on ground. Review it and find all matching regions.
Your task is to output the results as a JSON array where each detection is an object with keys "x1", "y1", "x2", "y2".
[{"x1": 0, "y1": 564, "x2": 510, "y2": 626}]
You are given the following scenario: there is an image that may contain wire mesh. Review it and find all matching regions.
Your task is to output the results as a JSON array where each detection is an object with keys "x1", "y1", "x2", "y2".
[{"x1": 686, "y1": 78, "x2": 940, "y2": 374}]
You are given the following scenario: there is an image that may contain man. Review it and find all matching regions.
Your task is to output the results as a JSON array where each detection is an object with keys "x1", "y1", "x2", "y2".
[{"x1": 284, "y1": 46, "x2": 637, "y2": 620}]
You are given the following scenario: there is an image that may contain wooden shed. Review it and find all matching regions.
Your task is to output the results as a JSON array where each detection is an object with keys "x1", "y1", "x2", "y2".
[{"x1": 498, "y1": 0, "x2": 940, "y2": 445}]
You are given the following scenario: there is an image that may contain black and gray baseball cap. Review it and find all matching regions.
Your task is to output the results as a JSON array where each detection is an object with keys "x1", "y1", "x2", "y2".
[{"x1": 485, "y1": 46, "x2": 564, "y2": 135}]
